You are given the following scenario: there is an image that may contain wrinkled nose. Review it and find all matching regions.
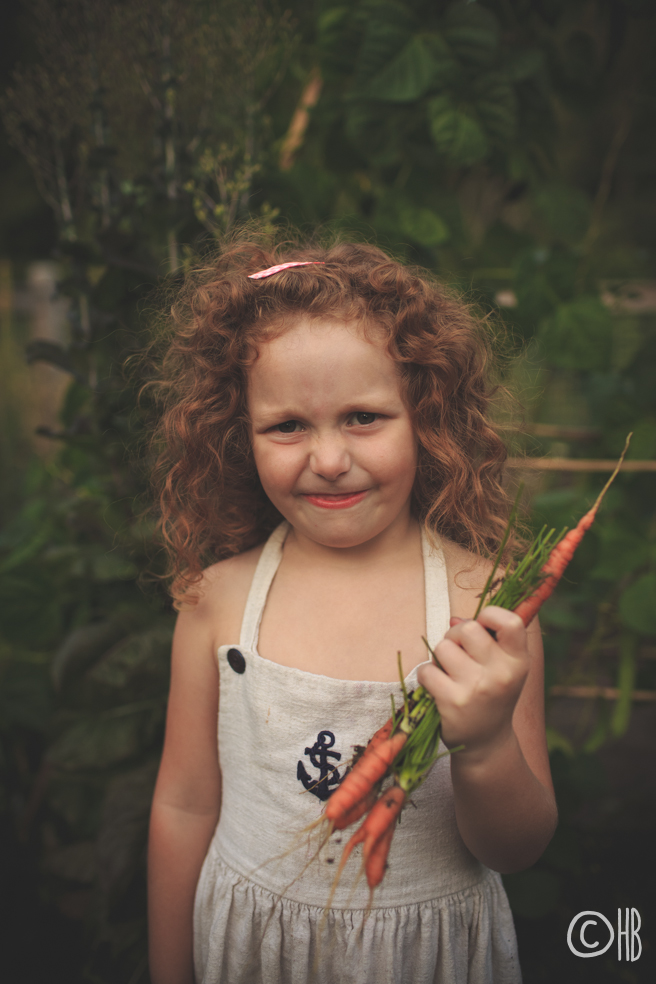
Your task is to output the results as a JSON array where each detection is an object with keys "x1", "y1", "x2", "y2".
[{"x1": 309, "y1": 433, "x2": 351, "y2": 481}]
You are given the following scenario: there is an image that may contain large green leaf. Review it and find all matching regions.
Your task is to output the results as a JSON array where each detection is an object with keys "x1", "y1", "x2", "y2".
[
  {"x1": 472, "y1": 72, "x2": 517, "y2": 144},
  {"x1": 619, "y1": 573, "x2": 656, "y2": 636},
  {"x1": 361, "y1": 35, "x2": 439, "y2": 102},
  {"x1": 539, "y1": 296, "x2": 613, "y2": 371},
  {"x1": 353, "y1": 0, "x2": 416, "y2": 87},
  {"x1": 428, "y1": 94, "x2": 488, "y2": 165},
  {"x1": 442, "y1": 0, "x2": 500, "y2": 67},
  {"x1": 376, "y1": 196, "x2": 449, "y2": 247}
]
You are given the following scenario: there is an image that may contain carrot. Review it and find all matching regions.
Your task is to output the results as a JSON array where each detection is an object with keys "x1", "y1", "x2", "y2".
[
  {"x1": 363, "y1": 820, "x2": 395, "y2": 889},
  {"x1": 333, "y1": 787, "x2": 380, "y2": 831},
  {"x1": 514, "y1": 435, "x2": 631, "y2": 627},
  {"x1": 324, "y1": 718, "x2": 407, "y2": 826},
  {"x1": 335, "y1": 784, "x2": 406, "y2": 889}
]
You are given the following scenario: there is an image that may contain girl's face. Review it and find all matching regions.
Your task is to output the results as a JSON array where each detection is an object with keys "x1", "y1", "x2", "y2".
[{"x1": 248, "y1": 318, "x2": 417, "y2": 550}]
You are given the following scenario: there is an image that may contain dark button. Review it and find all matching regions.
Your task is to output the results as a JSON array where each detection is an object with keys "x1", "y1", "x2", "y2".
[{"x1": 227, "y1": 648, "x2": 246, "y2": 674}]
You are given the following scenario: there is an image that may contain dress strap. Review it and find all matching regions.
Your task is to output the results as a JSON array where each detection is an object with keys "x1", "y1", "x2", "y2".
[
  {"x1": 422, "y1": 530, "x2": 450, "y2": 650},
  {"x1": 239, "y1": 522, "x2": 289, "y2": 650}
]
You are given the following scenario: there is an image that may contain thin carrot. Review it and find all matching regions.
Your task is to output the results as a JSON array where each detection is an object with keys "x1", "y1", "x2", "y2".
[
  {"x1": 324, "y1": 719, "x2": 407, "y2": 826},
  {"x1": 514, "y1": 435, "x2": 631, "y2": 626},
  {"x1": 364, "y1": 822, "x2": 395, "y2": 889},
  {"x1": 335, "y1": 784, "x2": 406, "y2": 889}
]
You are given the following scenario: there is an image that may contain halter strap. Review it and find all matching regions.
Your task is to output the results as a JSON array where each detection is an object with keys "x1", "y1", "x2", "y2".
[{"x1": 239, "y1": 523, "x2": 290, "y2": 650}]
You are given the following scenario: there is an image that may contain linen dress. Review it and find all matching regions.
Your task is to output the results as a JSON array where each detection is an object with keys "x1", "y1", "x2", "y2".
[{"x1": 194, "y1": 523, "x2": 521, "y2": 984}]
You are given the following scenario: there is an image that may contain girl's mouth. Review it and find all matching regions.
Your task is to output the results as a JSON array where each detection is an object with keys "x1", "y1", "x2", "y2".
[{"x1": 301, "y1": 491, "x2": 368, "y2": 509}]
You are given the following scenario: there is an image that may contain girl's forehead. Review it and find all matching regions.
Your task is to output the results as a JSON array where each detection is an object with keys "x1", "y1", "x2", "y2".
[
  {"x1": 248, "y1": 318, "x2": 404, "y2": 408},
  {"x1": 256, "y1": 314, "x2": 387, "y2": 352}
]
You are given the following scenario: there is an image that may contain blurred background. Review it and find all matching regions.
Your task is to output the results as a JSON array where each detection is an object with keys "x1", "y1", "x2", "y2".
[{"x1": 0, "y1": 1, "x2": 655, "y2": 981}]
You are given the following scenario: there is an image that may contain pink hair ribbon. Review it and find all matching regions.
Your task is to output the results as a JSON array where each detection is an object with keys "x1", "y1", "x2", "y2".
[{"x1": 248, "y1": 261, "x2": 325, "y2": 279}]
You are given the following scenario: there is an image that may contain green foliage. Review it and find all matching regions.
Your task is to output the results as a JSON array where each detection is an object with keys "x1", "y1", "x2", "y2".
[
  {"x1": 539, "y1": 296, "x2": 614, "y2": 371},
  {"x1": 619, "y1": 574, "x2": 656, "y2": 636},
  {"x1": 428, "y1": 94, "x2": 489, "y2": 166}
]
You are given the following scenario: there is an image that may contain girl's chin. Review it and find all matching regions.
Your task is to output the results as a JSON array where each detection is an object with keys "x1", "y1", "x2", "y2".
[{"x1": 288, "y1": 509, "x2": 407, "y2": 552}]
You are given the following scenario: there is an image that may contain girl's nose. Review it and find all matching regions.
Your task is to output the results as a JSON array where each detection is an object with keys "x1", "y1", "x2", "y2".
[{"x1": 309, "y1": 433, "x2": 351, "y2": 481}]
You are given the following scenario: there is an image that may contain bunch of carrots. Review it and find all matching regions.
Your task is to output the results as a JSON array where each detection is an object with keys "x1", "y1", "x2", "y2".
[{"x1": 320, "y1": 438, "x2": 631, "y2": 897}]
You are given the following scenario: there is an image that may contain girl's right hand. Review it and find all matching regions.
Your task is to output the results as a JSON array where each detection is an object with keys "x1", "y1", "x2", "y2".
[{"x1": 417, "y1": 606, "x2": 531, "y2": 758}]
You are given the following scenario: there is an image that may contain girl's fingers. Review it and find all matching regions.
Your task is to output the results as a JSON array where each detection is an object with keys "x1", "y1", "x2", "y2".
[
  {"x1": 444, "y1": 608, "x2": 528, "y2": 665},
  {"x1": 449, "y1": 616, "x2": 464, "y2": 628},
  {"x1": 443, "y1": 617, "x2": 497, "y2": 665},
  {"x1": 416, "y1": 660, "x2": 462, "y2": 704},
  {"x1": 475, "y1": 606, "x2": 527, "y2": 658},
  {"x1": 427, "y1": 637, "x2": 480, "y2": 686}
]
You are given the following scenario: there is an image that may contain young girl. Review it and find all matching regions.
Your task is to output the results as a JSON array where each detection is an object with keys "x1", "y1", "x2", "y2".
[{"x1": 147, "y1": 240, "x2": 557, "y2": 984}]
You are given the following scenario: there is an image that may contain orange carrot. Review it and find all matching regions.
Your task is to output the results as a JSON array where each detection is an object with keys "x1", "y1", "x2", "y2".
[
  {"x1": 364, "y1": 817, "x2": 396, "y2": 888},
  {"x1": 514, "y1": 437, "x2": 631, "y2": 627},
  {"x1": 333, "y1": 787, "x2": 380, "y2": 831},
  {"x1": 324, "y1": 719, "x2": 407, "y2": 826},
  {"x1": 336, "y1": 784, "x2": 406, "y2": 889}
]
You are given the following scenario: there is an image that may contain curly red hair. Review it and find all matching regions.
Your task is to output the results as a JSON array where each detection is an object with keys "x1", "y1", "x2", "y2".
[{"x1": 149, "y1": 236, "x2": 514, "y2": 599}]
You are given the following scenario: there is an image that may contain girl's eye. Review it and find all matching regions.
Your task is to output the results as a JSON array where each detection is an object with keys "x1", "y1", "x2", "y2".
[
  {"x1": 352, "y1": 412, "x2": 378, "y2": 425},
  {"x1": 275, "y1": 420, "x2": 301, "y2": 433}
]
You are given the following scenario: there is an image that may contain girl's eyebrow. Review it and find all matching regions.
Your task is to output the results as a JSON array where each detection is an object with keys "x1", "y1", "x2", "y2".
[
  {"x1": 250, "y1": 385, "x2": 404, "y2": 423},
  {"x1": 255, "y1": 389, "x2": 403, "y2": 414},
  {"x1": 250, "y1": 404, "x2": 301, "y2": 422}
]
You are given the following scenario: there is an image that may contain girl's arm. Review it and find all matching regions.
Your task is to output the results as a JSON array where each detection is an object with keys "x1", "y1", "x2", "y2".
[
  {"x1": 148, "y1": 598, "x2": 222, "y2": 984},
  {"x1": 417, "y1": 608, "x2": 557, "y2": 874}
]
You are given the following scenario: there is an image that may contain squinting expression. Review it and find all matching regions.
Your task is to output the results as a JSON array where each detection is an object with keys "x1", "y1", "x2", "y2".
[{"x1": 248, "y1": 319, "x2": 418, "y2": 549}]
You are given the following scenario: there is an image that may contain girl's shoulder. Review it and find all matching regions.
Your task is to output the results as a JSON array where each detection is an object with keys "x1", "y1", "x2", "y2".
[
  {"x1": 439, "y1": 537, "x2": 494, "y2": 621},
  {"x1": 177, "y1": 542, "x2": 266, "y2": 648}
]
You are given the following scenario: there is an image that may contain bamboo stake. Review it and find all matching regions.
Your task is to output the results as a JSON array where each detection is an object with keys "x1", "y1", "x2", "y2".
[
  {"x1": 506, "y1": 457, "x2": 656, "y2": 472},
  {"x1": 279, "y1": 69, "x2": 323, "y2": 171},
  {"x1": 549, "y1": 685, "x2": 656, "y2": 702}
]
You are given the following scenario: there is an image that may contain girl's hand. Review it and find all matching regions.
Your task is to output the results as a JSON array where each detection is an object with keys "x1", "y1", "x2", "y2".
[{"x1": 417, "y1": 606, "x2": 530, "y2": 758}]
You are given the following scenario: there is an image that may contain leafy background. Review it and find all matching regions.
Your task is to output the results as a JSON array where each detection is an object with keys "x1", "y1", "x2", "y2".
[{"x1": 1, "y1": 1, "x2": 655, "y2": 981}]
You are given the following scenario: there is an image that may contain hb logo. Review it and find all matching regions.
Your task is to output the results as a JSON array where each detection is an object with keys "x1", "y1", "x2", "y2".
[{"x1": 567, "y1": 909, "x2": 641, "y2": 960}]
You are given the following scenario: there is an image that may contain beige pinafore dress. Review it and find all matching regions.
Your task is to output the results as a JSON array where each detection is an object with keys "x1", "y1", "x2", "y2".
[{"x1": 194, "y1": 523, "x2": 521, "y2": 984}]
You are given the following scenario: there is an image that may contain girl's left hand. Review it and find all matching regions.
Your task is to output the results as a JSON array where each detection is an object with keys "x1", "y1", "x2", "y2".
[{"x1": 417, "y1": 606, "x2": 530, "y2": 757}]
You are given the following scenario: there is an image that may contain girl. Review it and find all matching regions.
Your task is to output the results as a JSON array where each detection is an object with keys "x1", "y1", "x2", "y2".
[{"x1": 147, "y1": 239, "x2": 557, "y2": 984}]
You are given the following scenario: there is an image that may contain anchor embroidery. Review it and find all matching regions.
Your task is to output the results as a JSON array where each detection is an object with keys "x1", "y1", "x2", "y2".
[{"x1": 297, "y1": 730, "x2": 342, "y2": 801}]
